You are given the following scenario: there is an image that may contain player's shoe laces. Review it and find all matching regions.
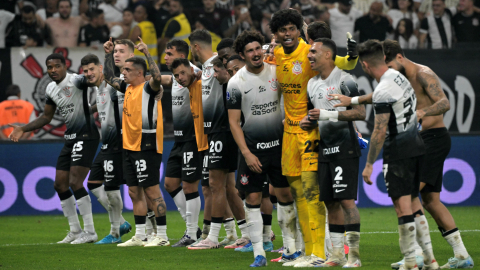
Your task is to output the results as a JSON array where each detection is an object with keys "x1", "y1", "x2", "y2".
[
  {"x1": 57, "y1": 231, "x2": 82, "y2": 244},
  {"x1": 392, "y1": 256, "x2": 425, "y2": 269},
  {"x1": 71, "y1": 231, "x2": 98, "y2": 244},
  {"x1": 172, "y1": 234, "x2": 196, "y2": 247},
  {"x1": 117, "y1": 236, "x2": 146, "y2": 247},
  {"x1": 144, "y1": 235, "x2": 170, "y2": 247},
  {"x1": 282, "y1": 251, "x2": 303, "y2": 263},
  {"x1": 343, "y1": 259, "x2": 362, "y2": 268},
  {"x1": 187, "y1": 238, "x2": 219, "y2": 250},
  {"x1": 219, "y1": 235, "x2": 238, "y2": 246},
  {"x1": 225, "y1": 237, "x2": 250, "y2": 249},
  {"x1": 95, "y1": 234, "x2": 122, "y2": 244},
  {"x1": 263, "y1": 241, "x2": 274, "y2": 252},
  {"x1": 236, "y1": 242, "x2": 253, "y2": 252},
  {"x1": 423, "y1": 260, "x2": 440, "y2": 270},
  {"x1": 119, "y1": 221, "x2": 132, "y2": 237},
  {"x1": 315, "y1": 257, "x2": 347, "y2": 267},
  {"x1": 283, "y1": 255, "x2": 308, "y2": 266},
  {"x1": 440, "y1": 256, "x2": 474, "y2": 269},
  {"x1": 250, "y1": 255, "x2": 267, "y2": 267},
  {"x1": 295, "y1": 255, "x2": 326, "y2": 267}
]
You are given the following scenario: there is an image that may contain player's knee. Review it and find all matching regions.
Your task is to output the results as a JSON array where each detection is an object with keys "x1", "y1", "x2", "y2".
[
  {"x1": 53, "y1": 181, "x2": 67, "y2": 193},
  {"x1": 164, "y1": 182, "x2": 177, "y2": 193},
  {"x1": 182, "y1": 182, "x2": 198, "y2": 194},
  {"x1": 202, "y1": 186, "x2": 211, "y2": 198}
]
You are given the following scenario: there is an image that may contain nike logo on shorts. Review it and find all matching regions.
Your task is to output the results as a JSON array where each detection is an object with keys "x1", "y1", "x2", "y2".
[
  {"x1": 309, "y1": 162, "x2": 317, "y2": 165},
  {"x1": 335, "y1": 189, "x2": 345, "y2": 193},
  {"x1": 186, "y1": 171, "x2": 195, "y2": 175},
  {"x1": 203, "y1": 177, "x2": 209, "y2": 180},
  {"x1": 139, "y1": 179, "x2": 146, "y2": 182},
  {"x1": 73, "y1": 158, "x2": 81, "y2": 161},
  {"x1": 211, "y1": 160, "x2": 219, "y2": 163}
]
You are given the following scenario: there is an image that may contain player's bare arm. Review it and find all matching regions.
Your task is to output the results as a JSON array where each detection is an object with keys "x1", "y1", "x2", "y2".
[
  {"x1": 330, "y1": 93, "x2": 373, "y2": 107},
  {"x1": 416, "y1": 67, "x2": 450, "y2": 119},
  {"x1": 228, "y1": 109, "x2": 263, "y2": 174},
  {"x1": 308, "y1": 105, "x2": 366, "y2": 122},
  {"x1": 8, "y1": 103, "x2": 56, "y2": 142},
  {"x1": 136, "y1": 37, "x2": 162, "y2": 93},
  {"x1": 104, "y1": 51, "x2": 123, "y2": 91},
  {"x1": 362, "y1": 112, "x2": 389, "y2": 185}
]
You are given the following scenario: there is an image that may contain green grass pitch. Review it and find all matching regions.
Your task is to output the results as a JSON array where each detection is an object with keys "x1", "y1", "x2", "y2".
[{"x1": 0, "y1": 207, "x2": 478, "y2": 269}]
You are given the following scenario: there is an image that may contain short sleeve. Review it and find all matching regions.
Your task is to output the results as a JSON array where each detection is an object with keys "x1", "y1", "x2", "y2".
[
  {"x1": 72, "y1": 74, "x2": 88, "y2": 90},
  {"x1": 226, "y1": 80, "x2": 242, "y2": 110},
  {"x1": 118, "y1": 81, "x2": 128, "y2": 93},
  {"x1": 373, "y1": 82, "x2": 395, "y2": 114},
  {"x1": 144, "y1": 81, "x2": 156, "y2": 95},
  {"x1": 45, "y1": 84, "x2": 55, "y2": 105}
]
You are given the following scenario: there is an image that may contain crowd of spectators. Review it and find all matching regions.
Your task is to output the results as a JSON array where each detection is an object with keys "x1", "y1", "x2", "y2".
[{"x1": 1, "y1": 0, "x2": 479, "y2": 53}]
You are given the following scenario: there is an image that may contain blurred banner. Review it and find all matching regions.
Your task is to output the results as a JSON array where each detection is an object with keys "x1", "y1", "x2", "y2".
[
  {"x1": 2, "y1": 47, "x2": 480, "y2": 137},
  {"x1": 0, "y1": 136, "x2": 479, "y2": 216}
]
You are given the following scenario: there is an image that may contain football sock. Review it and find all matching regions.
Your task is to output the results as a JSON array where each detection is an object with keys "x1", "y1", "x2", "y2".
[
  {"x1": 413, "y1": 240, "x2": 423, "y2": 256},
  {"x1": 330, "y1": 224, "x2": 346, "y2": 259},
  {"x1": 246, "y1": 204, "x2": 265, "y2": 258},
  {"x1": 302, "y1": 171, "x2": 326, "y2": 259},
  {"x1": 325, "y1": 211, "x2": 333, "y2": 254},
  {"x1": 398, "y1": 215, "x2": 417, "y2": 269},
  {"x1": 207, "y1": 217, "x2": 222, "y2": 243},
  {"x1": 156, "y1": 216, "x2": 167, "y2": 240},
  {"x1": 224, "y1": 218, "x2": 237, "y2": 239},
  {"x1": 74, "y1": 188, "x2": 95, "y2": 234},
  {"x1": 146, "y1": 210, "x2": 156, "y2": 235},
  {"x1": 88, "y1": 183, "x2": 108, "y2": 210},
  {"x1": 288, "y1": 176, "x2": 312, "y2": 255},
  {"x1": 106, "y1": 189, "x2": 123, "y2": 238},
  {"x1": 202, "y1": 220, "x2": 211, "y2": 239},
  {"x1": 262, "y1": 214, "x2": 272, "y2": 243},
  {"x1": 414, "y1": 210, "x2": 436, "y2": 264},
  {"x1": 237, "y1": 219, "x2": 249, "y2": 239},
  {"x1": 294, "y1": 203, "x2": 305, "y2": 252},
  {"x1": 185, "y1": 192, "x2": 201, "y2": 240},
  {"x1": 277, "y1": 201, "x2": 296, "y2": 255},
  {"x1": 58, "y1": 190, "x2": 82, "y2": 233},
  {"x1": 134, "y1": 215, "x2": 146, "y2": 240},
  {"x1": 345, "y1": 224, "x2": 361, "y2": 262},
  {"x1": 169, "y1": 187, "x2": 187, "y2": 222},
  {"x1": 441, "y1": 228, "x2": 469, "y2": 259}
]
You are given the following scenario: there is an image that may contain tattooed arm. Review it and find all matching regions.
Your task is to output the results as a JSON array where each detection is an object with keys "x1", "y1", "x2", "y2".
[
  {"x1": 135, "y1": 37, "x2": 162, "y2": 92},
  {"x1": 416, "y1": 68, "x2": 450, "y2": 119},
  {"x1": 362, "y1": 112, "x2": 389, "y2": 185},
  {"x1": 338, "y1": 104, "x2": 366, "y2": 121},
  {"x1": 329, "y1": 93, "x2": 373, "y2": 108},
  {"x1": 104, "y1": 54, "x2": 124, "y2": 92}
]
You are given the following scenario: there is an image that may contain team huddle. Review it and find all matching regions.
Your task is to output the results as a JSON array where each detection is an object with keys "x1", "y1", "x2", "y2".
[{"x1": 8, "y1": 8, "x2": 474, "y2": 269}]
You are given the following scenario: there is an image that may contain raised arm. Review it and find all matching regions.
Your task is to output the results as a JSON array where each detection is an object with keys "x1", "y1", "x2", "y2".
[
  {"x1": 8, "y1": 103, "x2": 56, "y2": 142},
  {"x1": 135, "y1": 37, "x2": 162, "y2": 92},
  {"x1": 103, "y1": 37, "x2": 124, "y2": 91},
  {"x1": 362, "y1": 112, "x2": 389, "y2": 184},
  {"x1": 416, "y1": 68, "x2": 450, "y2": 119}
]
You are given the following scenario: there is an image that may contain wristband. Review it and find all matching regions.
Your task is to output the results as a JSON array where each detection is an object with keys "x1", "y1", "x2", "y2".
[
  {"x1": 318, "y1": 110, "x2": 339, "y2": 121},
  {"x1": 351, "y1": 96, "x2": 359, "y2": 105}
]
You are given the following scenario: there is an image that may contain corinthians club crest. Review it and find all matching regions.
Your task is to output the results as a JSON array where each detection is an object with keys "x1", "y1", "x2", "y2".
[
  {"x1": 240, "y1": 174, "x2": 249, "y2": 185},
  {"x1": 269, "y1": 78, "x2": 278, "y2": 91},
  {"x1": 292, "y1": 60, "x2": 303, "y2": 75}
]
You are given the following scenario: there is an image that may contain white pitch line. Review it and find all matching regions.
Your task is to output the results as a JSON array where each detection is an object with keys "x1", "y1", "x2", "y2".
[{"x1": 1, "y1": 230, "x2": 479, "y2": 247}]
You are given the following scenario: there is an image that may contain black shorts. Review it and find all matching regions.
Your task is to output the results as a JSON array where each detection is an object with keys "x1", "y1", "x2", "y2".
[
  {"x1": 165, "y1": 141, "x2": 203, "y2": 183},
  {"x1": 56, "y1": 139, "x2": 99, "y2": 170},
  {"x1": 123, "y1": 149, "x2": 162, "y2": 187},
  {"x1": 207, "y1": 132, "x2": 238, "y2": 171},
  {"x1": 237, "y1": 152, "x2": 289, "y2": 194},
  {"x1": 201, "y1": 151, "x2": 210, "y2": 187},
  {"x1": 419, "y1": 128, "x2": 451, "y2": 193},
  {"x1": 383, "y1": 156, "x2": 422, "y2": 198},
  {"x1": 88, "y1": 151, "x2": 125, "y2": 187},
  {"x1": 318, "y1": 157, "x2": 359, "y2": 201}
]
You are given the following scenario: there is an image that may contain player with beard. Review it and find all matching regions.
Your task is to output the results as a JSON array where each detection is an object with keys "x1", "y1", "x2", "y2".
[
  {"x1": 104, "y1": 38, "x2": 169, "y2": 247},
  {"x1": 187, "y1": 30, "x2": 247, "y2": 250},
  {"x1": 9, "y1": 53, "x2": 100, "y2": 244},
  {"x1": 167, "y1": 57, "x2": 208, "y2": 247},
  {"x1": 81, "y1": 53, "x2": 132, "y2": 244},
  {"x1": 300, "y1": 38, "x2": 365, "y2": 268},
  {"x1": 330, "y1": 39, "x2": 473, "y2": 269},
  {"x1": 226, "y1": 30, "x2": 299, "y2": 267},
  {"x1": 351, "y1": 39, "x2": 439, "y2": 270},
  {"x1": 161, "y1": 39, "x2": 204, "y2": 246}
]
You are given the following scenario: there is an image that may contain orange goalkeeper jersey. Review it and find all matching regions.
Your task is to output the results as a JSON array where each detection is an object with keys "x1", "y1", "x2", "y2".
[{"x1": 274, "y1": 39, "x2": 318, "y2": 134}]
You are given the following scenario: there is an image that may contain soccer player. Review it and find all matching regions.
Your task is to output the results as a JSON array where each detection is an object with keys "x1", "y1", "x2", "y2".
[
  {"x1": 167, "y1": 57, "x2": 208, "y2": 246},
  {"x1": 331, "y1": 39, "x2": 473, "y2": 269},
  {"x1": 226, "y1": 30, "x2": 298, "y2": 267},
  {"x1": 9, "y1": 53, "x2": 100, "y2": 244},
  {"x1": 358, "y1": 39, "x2": 439, "y2": 270},
  {"x1": 216, "y1": 38, "x2": 236, "y2": 65},
  {"x1": 104, "y1": 38, "x2": 169, "y2": 247},
  {"x1": 187, "y1": 30, "x2": 247, "y2": 250},
  {"x1": 300, "y1": 38, "x2": 365, "y2": 267},
  {"x1": 226, "y1": 55, "x2": 245, "y2": 77},
  {"x1": 162, "y1": 39, "x2": 204, "y2": 246},
  {"x1": 81, "y1": 53, "x2": 132, "y2": 244}
]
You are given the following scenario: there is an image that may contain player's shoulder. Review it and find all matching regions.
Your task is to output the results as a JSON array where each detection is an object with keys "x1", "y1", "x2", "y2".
[{"x1": 415, "y1": 64, "x2": 437, "y2": 84}]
